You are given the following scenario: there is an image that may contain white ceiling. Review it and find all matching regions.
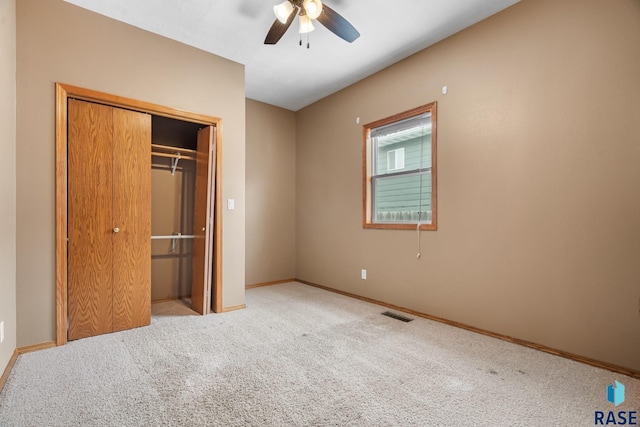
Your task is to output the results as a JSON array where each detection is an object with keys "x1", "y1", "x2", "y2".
[{"x1": 63, "y1": 0, "x2": 520, "y2": 111}]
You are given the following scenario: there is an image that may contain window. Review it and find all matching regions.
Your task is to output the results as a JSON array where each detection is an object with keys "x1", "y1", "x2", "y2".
[
  {"x1": 363, "y1": 102, "x2": 437, "y2": 230},
  {"x1": 387, "y1": 148, "x2": 405, "y2": 171}
]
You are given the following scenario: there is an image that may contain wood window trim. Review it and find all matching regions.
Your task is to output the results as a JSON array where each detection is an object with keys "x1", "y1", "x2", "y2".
[
  {"x1": 55, "y1": 82, "x2": 224, "y2": 346},
  {"x1": 362, "y1": 102, "x2": 438, "y2": 231}
]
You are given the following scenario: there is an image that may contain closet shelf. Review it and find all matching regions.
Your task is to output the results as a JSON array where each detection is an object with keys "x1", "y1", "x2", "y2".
[
  {"x1": 151, "y1": 151, "x2": 196, "y2": 161},
  {"x1": 151, "y1": 143, "x2": 196, "y2": 155},
  {"x1": 151, "y1": 146, "x2": 195, "y2": 175}
]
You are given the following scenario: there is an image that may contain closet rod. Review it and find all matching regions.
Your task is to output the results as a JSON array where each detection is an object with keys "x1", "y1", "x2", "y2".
[
  {"x1": 151, "y1": 234, "x2": 195, "y2": 240},
  {"x1": 152, "y1": 233, "x2": 194, "y2": 253}
]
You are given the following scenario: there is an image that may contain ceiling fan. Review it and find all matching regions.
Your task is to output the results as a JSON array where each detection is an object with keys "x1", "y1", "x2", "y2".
[{"x1": 264, "y1": 0, "x2": 360, "y2": 46}]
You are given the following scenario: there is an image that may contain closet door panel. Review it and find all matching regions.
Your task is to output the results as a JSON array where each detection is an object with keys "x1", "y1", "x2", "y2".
[
  {"x1": 191, "y1": 126, "x2": 214, "y2": 315},
  {"x1": 112, "y1": 108, "x2": 152, "y2": 332},
  {"x1": 208, "y1": 137, "x2": 217, "y2": 311},
  {"x1": 67, "y1": 99, "x2": 114, "y2": 340}
]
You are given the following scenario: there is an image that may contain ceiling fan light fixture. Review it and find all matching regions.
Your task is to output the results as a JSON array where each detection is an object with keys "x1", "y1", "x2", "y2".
[
  {"x1": 299, "y1": 14, "x2": 315, "y2": 34},
  {"x1": 303, "y1": 0, "x2": 323, "y2": 20},
  {"x1": 264, "y1": 0, "x2": 359, "y2": 46},
  {"x1": 273, "y1": 1, "x2": 294, "y2": 24}
]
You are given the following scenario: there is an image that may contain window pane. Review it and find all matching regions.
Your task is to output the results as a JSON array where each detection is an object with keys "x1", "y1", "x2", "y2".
[
  {"x1": 373, "y1": 172, "x2": 432, "y2": 224},
  {"x1": 371, "y1": 112, "x2": 431, "y2": 139},
  {"x1": 387, "y1": 149, "x2": 396, "y2": 171},
  {"x1": 386, "y1": 147, "x2": 405, "y2": 171},
  {"x1": 375, "y1": 133, "x2": 431, "y2": 176}
]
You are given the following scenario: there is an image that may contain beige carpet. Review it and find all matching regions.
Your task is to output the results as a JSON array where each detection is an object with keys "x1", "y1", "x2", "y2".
[
  {"x1": 0, "y1": 282, "x2": 638, "y2": 426},
  {"x1": 151, "y1": 298, "x2": 197, "y2": 317}
]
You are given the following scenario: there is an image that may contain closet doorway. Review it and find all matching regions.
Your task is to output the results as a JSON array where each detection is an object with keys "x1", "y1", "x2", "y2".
[
  {"x1": 150, "y1": 117, "x2": 215, "y2": 315},
  {"x1": 55, "y1": 83, "x2": 223, "y2": 346}
]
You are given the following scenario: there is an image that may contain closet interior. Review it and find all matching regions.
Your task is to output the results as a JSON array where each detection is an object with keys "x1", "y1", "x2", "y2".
[{"x1": 150, "y1": 116, "x2": 202, "y2": 307}]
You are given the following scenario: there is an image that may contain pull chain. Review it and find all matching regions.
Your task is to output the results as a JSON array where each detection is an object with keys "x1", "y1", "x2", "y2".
[
  {"x1": 416, "y1": 118, "x2": 427, "y2": 261},
  {"x1": 299, "y1": 28, "x2": 311, "y2": 48},
  {"x1": 416, "y1": 223, "x2": 422, "y2": 259}
]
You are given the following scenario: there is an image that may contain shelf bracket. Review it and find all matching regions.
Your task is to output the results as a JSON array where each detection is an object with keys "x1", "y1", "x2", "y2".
[
  {"x1": 170, "y1": 153, "x2": 181, "y2": 175},
  {"x1": 170, "y1": 232, "x2": 181, "y2": 253}
]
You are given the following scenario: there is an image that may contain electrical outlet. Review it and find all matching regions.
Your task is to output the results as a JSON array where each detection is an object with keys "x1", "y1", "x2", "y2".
[
  {"x1": 361, "y1": 269, "x2": 367, "y2": 280},
  {"x1": 0, "y1": 321, "x2": 4, "y2": 344}
]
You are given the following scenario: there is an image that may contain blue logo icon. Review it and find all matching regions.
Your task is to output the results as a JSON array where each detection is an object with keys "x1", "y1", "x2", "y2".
[{"x1": 607, "y1": 381, "x2": 625, "y2": 407}]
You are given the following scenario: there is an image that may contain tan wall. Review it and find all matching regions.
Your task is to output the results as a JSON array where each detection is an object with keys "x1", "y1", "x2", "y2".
[
  {"x1": 16, "y1": 0, "x2": 245, "y2": 346},
  {"x1": 245, "y1": 99, "x2": 296, "y2": 285},
  {"x1": 296, "y1": 0, "x2": 640, "y2": 371},
  {"x1": 0, "y1": 0, "x2": 17, "y2": 373}
]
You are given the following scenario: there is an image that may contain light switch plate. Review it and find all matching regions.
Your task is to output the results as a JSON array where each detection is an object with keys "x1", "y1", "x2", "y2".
[
  {"x1": 227, "y1": 199, "x2": 235, "y2": 210},
  {"x1": 0, "y1": 321, "x2": 4, "y2": 344}
]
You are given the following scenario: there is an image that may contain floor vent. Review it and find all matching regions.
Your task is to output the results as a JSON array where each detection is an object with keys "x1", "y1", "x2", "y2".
[{"x1": 381, "y1": 311, "x2": 414, "y2": 322}]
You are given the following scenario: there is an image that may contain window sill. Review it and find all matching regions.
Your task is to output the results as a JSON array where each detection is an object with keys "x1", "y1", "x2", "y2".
[{"x1": 363, "y1": 222, "x2": 437, "y2": 231}]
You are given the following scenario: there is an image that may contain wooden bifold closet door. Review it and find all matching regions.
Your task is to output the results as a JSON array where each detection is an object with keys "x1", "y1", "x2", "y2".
[
  {"x1": 67, "y1": 99, "x2": 151, "y2": 341},
  {"x1": 191, "y1": 126, "x2": 216, "y2": 315}
]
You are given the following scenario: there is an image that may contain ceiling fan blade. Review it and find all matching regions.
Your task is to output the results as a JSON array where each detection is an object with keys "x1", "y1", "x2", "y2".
[
  {"x1": 316, "y1": 4, "x2": 360, "y2": 43},
  {"x1": 264, "y1": 6, "x2": 299, "y2": 45}
]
